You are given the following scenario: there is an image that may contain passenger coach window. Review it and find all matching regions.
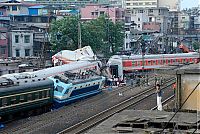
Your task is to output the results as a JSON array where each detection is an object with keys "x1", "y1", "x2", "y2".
[
  {"x1": 42, "y1": 91, "x2": 47, "y2": 98},
  {"x1": 35, "y1": 92, "x2": 40, "y2": 99},
  {"x1": 2, "y1": 98, "x2": 8, "y2": 106},
  {"x1": 46, "y1": 90, "x2": 50, "y2": 97},
  {"x1": 20, "y1": 95, "x2": 25, "y2": 102},
  {"x1": 10, "y1": 96, "x2": 17, "y2": 104},
  {"x1": 27, "y1": 94, "x2": 32, "y2": 101}
]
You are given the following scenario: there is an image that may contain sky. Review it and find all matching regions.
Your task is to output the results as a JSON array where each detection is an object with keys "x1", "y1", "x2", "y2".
[{"x1": 181, "y1": 0, "x2": 199, "y2": 9}]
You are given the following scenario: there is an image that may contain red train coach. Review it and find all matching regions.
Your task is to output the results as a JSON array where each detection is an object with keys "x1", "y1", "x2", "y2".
[{"x1": 107, "y1": 52, "x2": 200, "y2": 80}]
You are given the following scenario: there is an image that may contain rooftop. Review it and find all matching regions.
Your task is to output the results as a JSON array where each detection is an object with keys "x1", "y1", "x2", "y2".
[{"x1": 87, "y1": 110, "x2": 199, "y2": 134}]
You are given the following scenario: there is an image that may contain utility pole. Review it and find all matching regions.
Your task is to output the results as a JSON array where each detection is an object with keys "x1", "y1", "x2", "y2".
[
  {"x1": 41, "y1": 5, "x2": 50, "y2": 68},
  {"x1": 106, "y1": 5, "x2": 114, "y2": 55},
  {"x1": 78, "y1": 11, "x2": 82, "y2": 49},
  {"x1": 141, "y1": 39, "x2": 146, "y2": 72},
  {"x1": 141, "y1": 39, "x2": 146, "y2": 84}
]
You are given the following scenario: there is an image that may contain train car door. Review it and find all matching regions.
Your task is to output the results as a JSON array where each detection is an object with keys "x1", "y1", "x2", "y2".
[{"x1": 110, "y1": 65, "x2": 119, "y2": 78}]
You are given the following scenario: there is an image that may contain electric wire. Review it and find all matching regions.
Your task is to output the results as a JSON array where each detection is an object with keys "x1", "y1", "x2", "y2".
[{"x1": 161, "y1": 82, "x2": 200, "y2": 133}]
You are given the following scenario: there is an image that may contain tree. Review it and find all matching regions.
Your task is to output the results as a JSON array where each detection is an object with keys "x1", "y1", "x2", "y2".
[
  {"x1": 192, "y1": 41, "x2": 200, "y2": 51},
  {"x1": 50, "y1": 16, "x2": 80, "y2": 52},
  {"x1": 49, "y1": 15, "x2": 124, "y2": 56}
]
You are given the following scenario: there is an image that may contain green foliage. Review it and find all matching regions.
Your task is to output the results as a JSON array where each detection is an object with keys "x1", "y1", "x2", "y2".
[
  {"x1": 192, "y1": 41, "x2": 200, "y2": 51},
  {"x1": 49, "y1": 15, "x2": 124, "y2": 56},
  {"x1": 50, "y1": 16, "x2": 79, "y2": 52}
]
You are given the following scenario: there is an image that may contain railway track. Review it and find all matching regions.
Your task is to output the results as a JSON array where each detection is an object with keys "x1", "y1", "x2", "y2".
[
  {"x1": 151, "y1": 95, "x2": 175, "y2": 111},
  {"x1": 57, "y1": 78, "x2": 175, "y2": 134},
  {"x1": 2, "y1": 75, "x2": 174, "y2": 134}
]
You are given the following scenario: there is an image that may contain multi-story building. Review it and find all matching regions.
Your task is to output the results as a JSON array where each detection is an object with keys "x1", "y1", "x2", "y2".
[
  {"x1": 0, "y1": 6, "x2": 10, "y2": 58},
  {"x1": 194, "y1": 16, "x2": 200, "y2": 29},
  {"x1": 80, "y1": 4, "x2": 125, "y2": 23},
  {"x1": 0, "y1": 27, "x2": 9, "y2": 58},
  {"x1": 158, "y1": 0, "x2": 179, "y2": 11},
  {"x1": 0, "y1": 0, "x2": 32, "y2": 16},
  {"x1": 10, "y1": 30, "x2": 34, "y2": 57},
  {"x1": 168, "y1": 11, "x2": 179, "y2": 34},
  {"x1": 124, "y1": 0, "x2": 179, "y2": 11},
  {"x1": 24, "y1": 0, "x2": 95, "y2": 6},
  {"x1": 127, "y1": 7, "x2": 169, "y2": 33},
  {"x1": 179, "y1": 12, "x2": 190, "y2": 32},
  {"x1": 125, "y1": 0, "x2": 158, "y2": 9}
]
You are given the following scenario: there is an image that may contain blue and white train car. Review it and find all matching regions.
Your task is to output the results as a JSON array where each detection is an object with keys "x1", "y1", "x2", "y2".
[{"x1": 49, "y1": 72, "x2": 105, "y2": 108}]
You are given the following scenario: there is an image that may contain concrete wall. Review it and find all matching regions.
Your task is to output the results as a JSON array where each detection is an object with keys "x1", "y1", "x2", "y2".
[
  {"x1": 181, "y1": 74, "x2": 200, "y2": 111},
  {"x1": 143, "y1": 22, "x2": 160, "y2": 31}
]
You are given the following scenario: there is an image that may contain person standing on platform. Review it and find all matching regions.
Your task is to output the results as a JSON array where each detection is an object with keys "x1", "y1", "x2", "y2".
[
  {"x1": 173, "y1": 83, "x2": 176, "y2": 95},
  {"x1": 156, "y1": 83, "x2": 162, "y2": 111}
]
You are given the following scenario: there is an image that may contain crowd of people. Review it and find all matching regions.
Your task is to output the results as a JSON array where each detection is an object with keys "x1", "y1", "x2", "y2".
[{"x1": 105, "y1": 76, "x2": 126, "y2": 88}]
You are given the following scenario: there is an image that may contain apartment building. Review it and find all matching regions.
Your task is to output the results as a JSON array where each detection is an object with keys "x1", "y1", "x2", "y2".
[
  {"x1": 158, "y1": 0, "x2": 179, "y2": 11},
  {"x1": 127, "y1": 7, "x2": 169, "y2": 33},
  {"x1": 124, "y1": 0, "x2": 179, "y2": 11},
  {"x1": 80, "y1": 4, "x2": 124, "y2": 23},
  {"x1": 125, "y1": 0, "x2": 158, "y2": 9},
  {"x1": 11, "y1": 30, "x2": 34, "y2": 57}
]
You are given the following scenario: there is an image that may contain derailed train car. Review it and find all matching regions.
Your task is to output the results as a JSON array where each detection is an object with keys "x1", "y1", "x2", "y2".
[
  {"x1": 108, "y1": 52, "x2": 200, "y2": 80},
  {"x1": 0, "y1": 77, "x2": 54, "y2": 121},
  {"x1": 0, "y1": 60, "x2": 105, "y2": 122}
]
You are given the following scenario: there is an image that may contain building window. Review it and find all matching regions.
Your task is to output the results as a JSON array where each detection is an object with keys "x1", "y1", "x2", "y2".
[
  {"x1": 138, "y1": 18, "x2": 140, "y2": 21},
  {"x1": 0, "y1": 32, "x2": 6, "y2": 39},
  {"x1": 15, "y1": 35, "x2": 19, "y2": 43},
  {"x1": 138, "y1": 24, "x2": 140, "y2": 28},
  {"x1": 95, "y1": 12, "x2": 98, "y2": 16},
  {"x1": 16, "y1": 49, "x2": 20, "y2": 57},
  {"x1": 9, "y1": 70, "x2": 15, "y2": 74},
  {"x1": 25, "y1": 49, "x2": 30, "y2": 56},
  {"x1": 0, "y1": 11, "x2": 3, "y2": 16},
  {"x1": 0, "y1": 46, "x2": 6, "y2": 55},
  {"x1": 139, "y1": 3, "x2": 143, "y2": 5},
  {"x1": 139, "y1": 10, "x2": 143, "y2": 13},
  {"x1": 145, "y1": 2, "x2": 150, "y2": 5},
  {"x1": 12, "y1": 6, "x2": 17, "y2": 11},
  {"x1": 100, "y1": 11, "x2": 104, "y2": 15},
  {"x1": 125, "y1": 34, "x2": 128, "y2": 38},
  {"x1": 126, "y1": 43, "x2": 129, "y2": 49},
  {"x1": 24, "y1": 35, "x2": 30, "y2": 43},
  {"x1": 152, "y1": 2, "x2": 157, "y2": 5},
  {"x1": 149, "y1": 17, "x2": 153, "y2": 22},
  {"x1": 133, "y1": 3, "x2": 138, "y2": 6},
  {"x1": 91, "y1": 12, "x2": 94, "y2": 16},
  {"x1": 149, "y1": 9, "x2": 153, "y2": 13}
]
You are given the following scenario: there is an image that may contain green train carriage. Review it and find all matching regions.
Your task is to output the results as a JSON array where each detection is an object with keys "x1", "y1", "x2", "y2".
[{"x1": 0, "y1": 78, "x2": 54, "y2": 122}]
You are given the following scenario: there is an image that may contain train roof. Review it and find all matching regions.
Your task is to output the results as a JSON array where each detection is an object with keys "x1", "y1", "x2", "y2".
[
  {"x1": 32, "y1": 60, "x2": 100, "y2": 78},
  {"x1": 110, "y1": 52, "x2": 199, "y2": 60},
  {"x1": 0, "y1": 60, "x2": 101, "y2": 84},
  {"x1": 52, "y1": 72, "x2": 104, "y2": 85},
  {"x1": 0, "y1": 79, "x2": 53, "y2": 94}
]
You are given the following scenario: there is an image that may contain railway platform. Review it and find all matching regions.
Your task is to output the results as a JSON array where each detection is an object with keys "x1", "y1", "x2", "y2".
[{"x1": 86, "y1": 110, "x2": 200, "y2": 134}]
